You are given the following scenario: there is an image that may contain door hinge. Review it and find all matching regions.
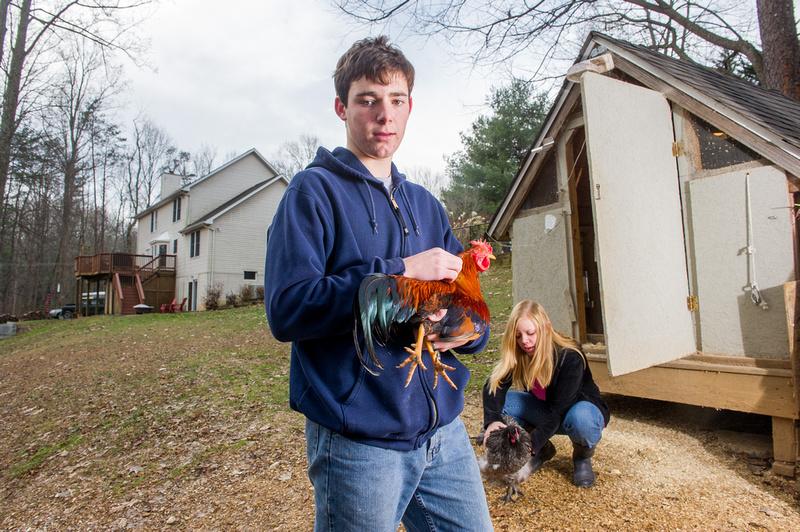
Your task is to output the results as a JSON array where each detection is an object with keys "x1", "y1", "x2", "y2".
[
  {"x1": 672, "y1": 141, "x2": 684, "y2": 157},
  {"x1": 687, "y1": 295, "x2": 699, "y2": 312}
]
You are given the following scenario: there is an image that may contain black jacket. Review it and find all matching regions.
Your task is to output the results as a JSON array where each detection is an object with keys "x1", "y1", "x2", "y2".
[{"x1": 482, "y1": 348, "x2": 610, "y2": 454}]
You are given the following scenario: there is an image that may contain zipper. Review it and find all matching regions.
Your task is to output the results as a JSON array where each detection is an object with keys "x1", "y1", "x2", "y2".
[
  {"x1": 419, "y1": 354, "x2": 439, "y2": 437},
  {"x1": 389, "y1": 185, "x2": 409, "y2": 255},
  {"x1": 388, "y1": 183, "x2": 436, "y2": 438}
]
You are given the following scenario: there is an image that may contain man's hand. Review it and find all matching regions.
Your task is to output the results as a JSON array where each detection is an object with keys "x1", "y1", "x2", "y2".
[
  {"x1": 483, "y1": 421, "x2": 506, "y2": 446},
  {"x1": 402, "y1": 248, "x2": 462, "y2": 281}
]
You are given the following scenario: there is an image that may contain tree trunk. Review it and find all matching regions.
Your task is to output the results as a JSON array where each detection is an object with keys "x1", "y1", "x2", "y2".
[
  {"x1": 0, "y1": 0, "x2": 31, "y2": 222},
  {"x1": 0, "y1": 0, "x2": 11, "y2": 67},
  {"x1": 757, "y1": 0, "x2": 800, "y2": 100},
  {"x1": 53, "y1": 156, "x2": 78, "y2": 304}
]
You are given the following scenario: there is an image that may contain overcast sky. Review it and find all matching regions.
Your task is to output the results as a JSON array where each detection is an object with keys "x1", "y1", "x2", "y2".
[{"x1": 122, "y1": 0, "x2": 501, "y2": 179}]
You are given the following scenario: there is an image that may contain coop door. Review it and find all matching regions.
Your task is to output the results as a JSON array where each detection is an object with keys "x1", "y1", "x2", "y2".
[{"x1": 581, "y1": 72, "x2": 696, "y2": 376}]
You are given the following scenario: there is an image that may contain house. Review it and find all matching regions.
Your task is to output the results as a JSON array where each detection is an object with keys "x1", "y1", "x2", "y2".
[
  {"x1": 74, "y1": 149, "x2": 288, "y2": 315},
  {"x1": 135, "y1": 148, "x2": 288, "y2": 311},
  {"x1": 489, "y1": 33, "x2": 800, "y2": 475}
]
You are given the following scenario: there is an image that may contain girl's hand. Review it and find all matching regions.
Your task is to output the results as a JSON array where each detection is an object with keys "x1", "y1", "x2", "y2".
[{"x1": 483, "y1": 421, "x2": 506, "y2": 446}]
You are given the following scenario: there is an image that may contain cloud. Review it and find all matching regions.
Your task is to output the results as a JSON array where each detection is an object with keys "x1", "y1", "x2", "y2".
[{"x1": 123, "y1": 0, "x2": 493, "y2": 176}]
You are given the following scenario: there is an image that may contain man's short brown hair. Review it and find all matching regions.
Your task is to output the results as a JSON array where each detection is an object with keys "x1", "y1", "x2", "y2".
[{"x1": 334, "y1": 35, "x2": 415, "y2": 105}]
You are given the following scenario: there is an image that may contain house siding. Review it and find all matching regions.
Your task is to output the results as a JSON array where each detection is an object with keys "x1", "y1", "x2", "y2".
[
  {"x1": 187, "y1": 153, "x2": 277, "y2": 225},
  {"x1": 207, "y1": 181, "x2": 287, "y2": 300},
  {"x1": 176, "y1": 228, "x2": 211, "y2": 309},
  {"x1": 136, "y1": 196, "x2": 187, "y2": 258}
]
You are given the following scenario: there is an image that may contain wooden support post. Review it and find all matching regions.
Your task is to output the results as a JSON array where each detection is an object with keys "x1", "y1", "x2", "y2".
[{"x1": 772, "y1": 416, "x2": 798, "y2": 477}]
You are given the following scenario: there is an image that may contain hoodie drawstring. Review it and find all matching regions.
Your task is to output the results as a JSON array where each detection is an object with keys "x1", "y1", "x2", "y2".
[
  {"x1": 360, "y1": 179, "x2": 379, "y2": 234},
  {"x1": 398, "y1": 186, "x2": 421, "y2": 236}
]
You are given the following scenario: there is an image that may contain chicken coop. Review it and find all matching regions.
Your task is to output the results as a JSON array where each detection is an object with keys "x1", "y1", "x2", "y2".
[{"x1": 489, "y1": 33, "x2": 800, "y2": 476}]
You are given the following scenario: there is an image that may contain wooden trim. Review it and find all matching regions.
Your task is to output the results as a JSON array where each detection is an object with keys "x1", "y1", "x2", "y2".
[
  {"x1": 588, "y1": 358, "x2": 796, "y2": 418},
  {"x1": 785, "y1": 282, "x2": 800, "y2": 419},
  {"x1": 566, "y1": 134, "x2": 588, "y2": 342},
  {"x1": 515, "y1": 202, "x2": 562, "y2": 219},
  {"x1": 771, "y1": 416, "x2": 798, "y2": 477},
  {"x1": 113, "y1": 273, "x2": 123, "y2": 301},
  {"x1": 586, "y1": 351, "x2": 791, "y2": 376},
  {"x1": 611, "y1": 55, "x2": 800, "y2": 177},
  {"x1": 134, "y1": 274, "x2": 145, "y2": 303}
]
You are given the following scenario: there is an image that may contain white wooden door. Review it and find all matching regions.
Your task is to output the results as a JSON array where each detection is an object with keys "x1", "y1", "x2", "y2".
[{"x1": 581, "y1": 72, "x2": 696, "y2": 376}]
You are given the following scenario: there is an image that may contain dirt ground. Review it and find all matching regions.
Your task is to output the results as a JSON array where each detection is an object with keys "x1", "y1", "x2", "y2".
[
  {"x1": 2, "y1": 306, "x2": 800, "y2": 530},
  {"x1": 3, "y1": 392, "x2": 800, "y2": 529}
]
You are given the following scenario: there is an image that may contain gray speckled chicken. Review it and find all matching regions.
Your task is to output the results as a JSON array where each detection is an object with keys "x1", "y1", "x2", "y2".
[{"x1": 477, "y1": 417, "x2": 534, "y2": 502}]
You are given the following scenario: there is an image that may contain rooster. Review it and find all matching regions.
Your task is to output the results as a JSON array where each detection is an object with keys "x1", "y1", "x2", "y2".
[
  {"x1": 354, "y1": 240, "x2": 495, "y2": 389},
  {"x1": 478, "y1": 417, "x2": 534, "y2": 503}
]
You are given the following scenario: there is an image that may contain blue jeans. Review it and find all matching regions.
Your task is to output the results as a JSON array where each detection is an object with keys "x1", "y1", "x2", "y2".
[
  {"x1": 305, "y1": 417, "x2": 493, "y2": 531},
  {"x1": 502, "y1": 391, "x2": 604, "y2": 448}
]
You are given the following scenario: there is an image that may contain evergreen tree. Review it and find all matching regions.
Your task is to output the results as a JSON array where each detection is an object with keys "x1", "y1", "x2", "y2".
[{"x1": 442, "y1": 78, "x2": 548, "y2": 218}]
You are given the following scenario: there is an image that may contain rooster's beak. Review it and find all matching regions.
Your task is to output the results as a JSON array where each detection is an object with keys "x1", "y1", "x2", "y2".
[{"x1": 488, "y1": 254, "x2": 496, "y2": 260}]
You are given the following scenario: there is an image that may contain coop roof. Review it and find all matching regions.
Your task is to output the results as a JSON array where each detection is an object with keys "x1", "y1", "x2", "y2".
[{"x1": 489, "y1": 32, "x2": 800, "y2": 239}]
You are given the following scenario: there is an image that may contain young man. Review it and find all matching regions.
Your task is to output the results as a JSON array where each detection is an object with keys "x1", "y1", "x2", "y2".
[{"x1": 265, "y1": 36, "x2": 492, "y2": 531}]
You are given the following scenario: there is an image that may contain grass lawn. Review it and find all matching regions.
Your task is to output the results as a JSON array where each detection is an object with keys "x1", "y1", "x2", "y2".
[{"x1": 0, "y1": 255, "x2": 512, "y2": 528}]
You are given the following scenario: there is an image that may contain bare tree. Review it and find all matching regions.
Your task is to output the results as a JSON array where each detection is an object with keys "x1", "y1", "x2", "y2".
[
  {"x1": 119, "y1": 117, "x2": 175, "y2": 250},
  {"x1": 337, "y1": 0, "x2": 799, "y2": 99},
  {"x1": 405, "y1": 165, "x2": 447, "y2": 199},
  {"x1": 191, "y1": 143, "x2": 217, "y2": 177},
  {"x1": 40, "y1": 39, "x2": 122, "y2": 303},
  {"x1": 271, "y1": 134, "x2": 320, "y2": 178},
  {"x1": 0, "y1": 0, "x2": 152, "y2": 229}
]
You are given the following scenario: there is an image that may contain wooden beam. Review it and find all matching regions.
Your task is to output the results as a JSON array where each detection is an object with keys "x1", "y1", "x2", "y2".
[
  {"x1": 784, "y1": 282, "x2": 800, "y2": 420},
  {"x1": 588, "y1": 359, "x2": 796, "y2": 419},
  {"x1": 771, "y1": 416, "x2": 797, "y2": 477}
]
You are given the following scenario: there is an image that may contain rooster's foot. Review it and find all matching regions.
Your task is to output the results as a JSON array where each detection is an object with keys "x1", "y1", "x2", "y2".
[
  {"x1": 425, "y1": 339, "x2": 457, "y2": 390},
  {"x1": 397, "y1": 324, "x2": 428, "y2": 387}
]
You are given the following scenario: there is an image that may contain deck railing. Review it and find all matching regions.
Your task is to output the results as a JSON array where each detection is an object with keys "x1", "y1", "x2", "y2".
[{"x1": 74, "y1": 253, "x2": 176, "y2": 277}]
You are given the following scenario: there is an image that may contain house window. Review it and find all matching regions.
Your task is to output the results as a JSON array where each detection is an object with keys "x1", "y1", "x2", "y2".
[
  {"x1": 173, "y1": 239, "x2": 178, "y2": 254},
  {"x1": 189, "y1": 230, "x2": 200, "y2": 257},
  {"x1": 150, "y1": 211, "x2": 157, "y2": 232},
  {"x1": 172, "y1": 197, "x2": 182, "y2": 222},
  {"x1": 244, "y1": 271, "x2": 257, "y2": 280}
]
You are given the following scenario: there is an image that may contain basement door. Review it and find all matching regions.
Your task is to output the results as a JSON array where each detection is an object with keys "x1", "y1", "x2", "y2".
[{"x1": 580, "y1": 72, "x2": 696, "y2": 376}]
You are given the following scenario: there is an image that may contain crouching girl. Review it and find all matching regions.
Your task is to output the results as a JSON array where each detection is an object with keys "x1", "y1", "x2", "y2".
[{"x1": 482, "y1": 300, "x2": 610, "y2": 487}]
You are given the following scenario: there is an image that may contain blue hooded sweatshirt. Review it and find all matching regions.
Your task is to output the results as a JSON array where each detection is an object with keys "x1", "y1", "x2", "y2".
[{"x1": 265, "y1": 146, "x2": 489, "y2": 451}]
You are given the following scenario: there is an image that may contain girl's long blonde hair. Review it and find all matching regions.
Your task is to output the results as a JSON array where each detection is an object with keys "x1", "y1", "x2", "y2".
[{"x1": 488, "y1": 300, "x2": 583, "y2": 394}]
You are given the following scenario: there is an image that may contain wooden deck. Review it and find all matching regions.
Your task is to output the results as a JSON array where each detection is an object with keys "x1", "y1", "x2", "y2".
[{"x1": 74, "y1": 253, "x2": 176, "y2": 277}]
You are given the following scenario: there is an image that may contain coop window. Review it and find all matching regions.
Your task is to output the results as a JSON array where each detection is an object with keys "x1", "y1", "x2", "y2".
[
  {"x1": 689, "y1": 115, "x2": 759, "y2": 170},
  {"x1": 520, "y1": 150, "x2": 559, "y2": 211},
  {"x1": 172, "y1": 239, "x2": 178, "y2": 254},
  {"x1": 244, "y1": 271, "x2": 257, "y2": 280}
]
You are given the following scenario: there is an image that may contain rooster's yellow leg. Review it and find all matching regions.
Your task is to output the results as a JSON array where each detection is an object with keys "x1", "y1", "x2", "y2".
[
  {"x1": 423, "y1": 338, "x2": 457, "y2": 390},
  {"x1": 397, "y1": 324, "x2": 428, "y2": 387}
]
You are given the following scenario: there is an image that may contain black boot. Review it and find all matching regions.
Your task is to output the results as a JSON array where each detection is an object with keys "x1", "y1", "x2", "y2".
[
  {"x1": 529, "y1": 439, "x2": 556, "y2": 474},
  {"x1": 572, "y1": 442, "x2": 595, "y2": 487}
]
